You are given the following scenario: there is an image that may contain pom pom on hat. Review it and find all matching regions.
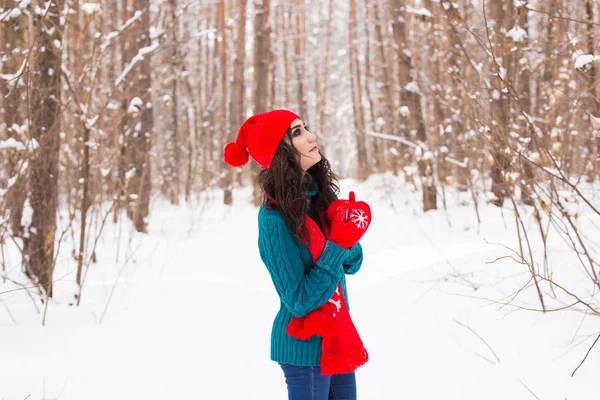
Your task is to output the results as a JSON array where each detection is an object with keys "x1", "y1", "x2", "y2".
[{"x1": 224, "y1": 142, "x2": 250, "y2": 167}]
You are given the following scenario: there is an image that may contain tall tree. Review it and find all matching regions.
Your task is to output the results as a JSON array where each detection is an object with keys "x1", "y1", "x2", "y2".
[
  {"x1": 349, "y1": 0, "x2": 369, "y2": 181},
  {"x1": 1, "y1": 2, "x2": 26, "y2": 236},
  {"x1": 293, "y1": 0, "x2": 307, "y2": 118},
  {"x1": 224, "y1": 0, "x2": 248, "y2": 205},
  {"x1": 252, "y1": 0, "x2": 271, "y2": 204},
  {"x1": 166, "y1": 0, "x2": 181, "y2": 204},
  {"x1": 390, "y1": 0, "x2": 436, "y2": 211},
  {"x1": 317, "y1": 0, "x2": 335, "y2": 134},
  {"x1": 371, "y1": 0, "x2": 395, "y2": 140},
  {"x1": 23, "y1": 0, "x2": 65, "y2": 296},
  {"x1": 123, "y1": 0, "x2": 154, "y2": 232},
  {"x1": 487, "y1": 0, "x2": 511, "y2": 207}
]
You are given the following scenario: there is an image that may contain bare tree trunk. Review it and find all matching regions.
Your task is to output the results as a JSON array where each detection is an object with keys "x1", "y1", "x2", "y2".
[
  {"x1": 217, "y1": 0, "x2": 229, "y2": 204},
  {"x1": 76, "y1": 125, "x2": 91, "y2": 304},
  {"x1": 281, "y1": 3, "x2": 291, "y2": 107},
  {"x1": 224, "y1": 0, "x2": 248, "y2": 205},
  {"x1": 511, "y1": 6, "x2": 534, "y2": 205},
  {"x1": 441, "y1": 4, "x2": 469, "y2": 191},
  {"x1": 422, "y1": 0, "x2": 450, "y2": 187},
  {"x1": 293, "y1": 0, "x2": 307, "y2": 118},
  {"x1": 318, "y1": 0, "x2": 334, "y2": 134},
  {"x1": 252, "y1": 0, "x2": 271, "y2": 205},
  {"x1": 390, "y1": 0, "x2": 436, "y2": 211},
  {"x1": 488, "y1": 0, "x2": 511, "y2": 207},
  {"x1": 363, "y1": 0, "x2": 379, "y2": 172},
  {"x1": 349, "y1": 0, "x2": 369, "y2": 181},
  {"x1": 126, "y1": 0, "x2": 153, "y2": 232},
  {"x1": 584, "y1": 0, "x2": 600, "y2": 179},
  {"x1": 372, "y1": 0, "x2": 395, "y2": 136},
  {"x1": 202, "y1": 8, "x2": 217, "y2": 188},
  {"x1": 167, "y1": 0, "x2": 181, "y2": 205},
  {"x1": 23, "y1": 0, "x2": 65, "y2": 296},
  {"x1": 1, "y1": 9, "x2": 26, "y2": 236},
  {"x1": 115, "y1": 0, "x2": 132, "y2": 223}
]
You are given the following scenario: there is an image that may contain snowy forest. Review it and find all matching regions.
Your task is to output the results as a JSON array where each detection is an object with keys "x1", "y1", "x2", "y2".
[{"x1": 1, "y1": 0, "x2": 600, "y2": 398}]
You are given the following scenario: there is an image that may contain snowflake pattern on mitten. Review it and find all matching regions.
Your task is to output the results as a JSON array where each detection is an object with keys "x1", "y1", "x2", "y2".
[{"x1": 350, "y1": 208, "x2": 369, "y2": 230}]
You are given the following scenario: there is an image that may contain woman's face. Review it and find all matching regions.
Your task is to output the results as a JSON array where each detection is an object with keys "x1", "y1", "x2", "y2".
[{"x1": 287, "y1": 118, "x2": 321, "y2": 171}]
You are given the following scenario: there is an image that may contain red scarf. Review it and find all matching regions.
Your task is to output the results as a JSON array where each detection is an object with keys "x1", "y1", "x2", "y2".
[{"x1": 285, "y1": 213, "x2": 369, "y2": 375}]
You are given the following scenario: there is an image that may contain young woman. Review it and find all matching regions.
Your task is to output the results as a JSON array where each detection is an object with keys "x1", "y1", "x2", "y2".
[{"x1": 224, "y1": 109, "x2": 371, "y2": 400}]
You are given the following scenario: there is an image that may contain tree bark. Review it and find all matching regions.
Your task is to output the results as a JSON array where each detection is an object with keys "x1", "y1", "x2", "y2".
[
  {"x1": 252, "y1": 0, "x2": 272, "y2": 205},
  {"x1": 23, "y1": 0, "x2": 65, "y2": 296},
  {"x1": 390, "y1": 0, "x2": 436, "y2": 211},
  {"x1": 488, "y1": 0, "x2": 511, "y2": 207},
  {"x1": 318, "y1": 0, "x2": 334, "y2": 134},
  {"x1": 349, "y1": 0, "x2": 369, "y2": 181},
  {"x1": 125, "y1": 0, "x2": 153, "y2": 232},
  {"x1": 293, "y1": 0, "x2": 307, "y2": 118},
  {"x1": 1, "y1": 6, "x2": 26, "y2": 236},
  {"x1": 224, "y1": 0, "x2": 248, "y2": 205}
]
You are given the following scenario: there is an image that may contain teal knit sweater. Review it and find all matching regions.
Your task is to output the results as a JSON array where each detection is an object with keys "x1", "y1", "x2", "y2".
[{"x1": 257, "y1": 205, "x2": 363, "y2": 367}]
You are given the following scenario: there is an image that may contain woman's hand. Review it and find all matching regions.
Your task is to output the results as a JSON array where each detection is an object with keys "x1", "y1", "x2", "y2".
[{"x1": 326, "y1": 191, "x2": 371, "y2": 249}]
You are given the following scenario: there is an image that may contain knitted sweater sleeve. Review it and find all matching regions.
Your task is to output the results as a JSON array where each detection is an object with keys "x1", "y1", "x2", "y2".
[
  {"x1": 343, "y1": 242, "x2": 363, "y2": 275},
  {"x1": 258, "y1": 215, "x2": 347, "y2": 318}
]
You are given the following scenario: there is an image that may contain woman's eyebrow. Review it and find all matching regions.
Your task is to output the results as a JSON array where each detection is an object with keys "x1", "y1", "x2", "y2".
[{"x1": 290, "y1": 124, "x2": 302, "y2": 130}]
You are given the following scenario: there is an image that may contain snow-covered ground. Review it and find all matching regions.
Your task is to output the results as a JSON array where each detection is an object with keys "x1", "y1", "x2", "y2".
[{"x1": 1, "y1": 174, "x2": 599, "y2": 399}]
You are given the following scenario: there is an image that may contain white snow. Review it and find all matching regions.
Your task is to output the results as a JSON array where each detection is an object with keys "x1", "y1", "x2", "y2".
[
  {"x1": 506, "y1": 26, "x2": 527, "y2": 42},
  {"x1": 1, "y1": 176, "x2": 599, "y2": 399},
  {"x1": 0, "y1": 7, "x2": 22, "y2": 21},
  {"x1": 81, "y1": 3, "x2": 100, "y2": 15},
  {"x1": 575, "y1": 54, "x2": 600, "y2": 69},
  {"x1": 0, "y1": 137, "x2": 26, "y2": 151},
  {"x1": 128, "y1": 97, "x2": 144, "y2": 114},
  {"x1": 85, "y1": 115, "x2": 99, "y2": 130},
  {"x1": 406, "y1": 81, "x2": 420, "y2": 94},
  {"x1": 192, "y1": 28, "x2": 217, "y2": 38},
  {"x1": 115, "y1": 42, "x2": 159, "y2": 86},
  {"x1": 406, "y1": 6, "x2": 433, "y2": 18}
]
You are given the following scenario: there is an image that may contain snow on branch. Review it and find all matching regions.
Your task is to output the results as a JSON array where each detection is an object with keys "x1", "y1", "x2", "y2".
[
  {"x1": 406, "y1": 6, "x2": 433, "y2": 18},
  {"x1": 0, "y1": 6, "x2": 22, "y2": 22},
  {"x1": 192, "y1": 28, "x2": 217, "y2": 38},
  {"x1": 0, "y1": 137, "x2": 39, "y2": 152},
  {"x1": 444, "y1": 156, "x2": 468, "y2": 169},
  {"x1": 115, "y1": 43, "x2": 159, "y2": 86},
  {"x1": 366, "y1": 130, "x2": 420, "y2": 149},
  {"x1": 81, "y1": 3, "x2": 100, "y2": 15},
  {"x1": 575, "y1": 54, "x2": 600, "y2": 69},
  {"x1": 100, "y1": 10, "x2": 143, "y2": 52},
  {"x1": 0, "y1": 59, "x2": 27, "y2": 83},
  {"x1": 0, "y1": 138, "x2": 25, "y2": 151},
  {"x1": 506, "y1": 26, "x2": 527, "y2": 42}
]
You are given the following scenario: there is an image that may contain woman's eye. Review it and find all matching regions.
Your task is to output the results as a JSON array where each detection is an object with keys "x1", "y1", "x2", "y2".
[
  {"x1": 304, "y1": 126, "x2": 309, "y2": 132},
  {"x1": 293, "y1": 129, "x2": 301, "y2": 137}
]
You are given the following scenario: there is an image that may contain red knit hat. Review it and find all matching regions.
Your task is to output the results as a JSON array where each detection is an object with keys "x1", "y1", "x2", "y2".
[{"x1": 223, "y1": 109, "x2": 300, "y2": 170}]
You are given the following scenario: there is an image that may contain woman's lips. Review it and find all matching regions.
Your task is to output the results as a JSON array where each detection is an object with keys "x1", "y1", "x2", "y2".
[{"x1": 310, "y1": 146, "x2": 319, "y2": 152}]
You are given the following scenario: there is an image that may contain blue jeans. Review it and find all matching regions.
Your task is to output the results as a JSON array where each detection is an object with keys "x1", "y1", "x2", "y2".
[{"x1": 279, "y1": 364, "x2": 357, "y2": 400}]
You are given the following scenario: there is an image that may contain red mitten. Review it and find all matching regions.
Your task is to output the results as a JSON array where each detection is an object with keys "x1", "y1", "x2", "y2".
[{"x1": 326, "y1": 191, "x2": 371, "y2": 249}]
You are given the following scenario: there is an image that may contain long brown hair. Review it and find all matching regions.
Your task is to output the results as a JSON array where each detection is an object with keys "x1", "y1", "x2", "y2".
[{"x1": 258, "y1": 130, "x2": 339, "y2": 244}]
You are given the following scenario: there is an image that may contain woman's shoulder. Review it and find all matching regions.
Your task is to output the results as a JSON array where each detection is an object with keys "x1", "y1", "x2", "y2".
[
  {"x1": 258, "y1": 205, "x2": 293, "y2": 241},
  {"x1": 258, "y1": 204, "x2": 284, "y2": 223}
]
